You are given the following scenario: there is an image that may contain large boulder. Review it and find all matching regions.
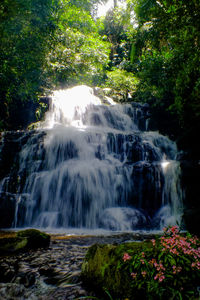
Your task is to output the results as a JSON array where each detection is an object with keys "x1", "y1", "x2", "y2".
[
  {"x1": 0, "y1": 229, "x2": 50, "y2": 255},
  {"x1": 16, "y1": 229, "x2": 50, "y2": 249}
]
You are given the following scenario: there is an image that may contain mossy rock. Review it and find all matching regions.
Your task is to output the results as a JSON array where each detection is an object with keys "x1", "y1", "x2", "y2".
[
  {"x1": 0, "y1": 236, "x2": 28, "y2": 254},
  {"x1": 27, "y1": 121, "x2": 41, "y2": 130},
  {"x1": 0, "y1": 229, "x2": 50, "y2": 255},
  {"x1": 81, "y1": 241, "x2": 152, "y2": 299},
  {"x1": 17, "y1": 229, "x2": 50, "y2": 249}
]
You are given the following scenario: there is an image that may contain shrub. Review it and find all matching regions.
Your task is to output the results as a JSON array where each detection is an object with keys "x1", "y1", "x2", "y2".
[
  {"x1": 121, "y1": 226, "x2": 200, "y2": 299},
  {"x1": 82, "y1": 226, "x2": 200, "y2": 299},
  {"x1": 105, "y1": 69, "x2": 139, "y2": 101}
]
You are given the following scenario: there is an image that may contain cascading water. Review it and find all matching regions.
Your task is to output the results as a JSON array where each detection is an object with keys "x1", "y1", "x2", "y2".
[{"x1": 0, "y1": 85, "x2": 183, "y2": 231}]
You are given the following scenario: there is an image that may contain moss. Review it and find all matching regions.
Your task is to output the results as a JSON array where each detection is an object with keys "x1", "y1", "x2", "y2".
[
  {"x1": 17, "y1": 229, "x2": 50, "y2": 249},
  {"x1": 27, "y1": 121, "x2": 41, "y2": 130},
  {"x1": 0, "y1": 229, "x2": 50, "y2": 255},
  {"x1": 0, "y1": 237, "x2": 28, "y2": 254},
  {"x1": 81, "y1": 241, "x2": 152, "y2": 299}
]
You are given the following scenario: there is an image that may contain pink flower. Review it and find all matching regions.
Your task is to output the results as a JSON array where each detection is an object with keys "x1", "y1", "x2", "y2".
[
  {"x1": 141, "y1": 271, "x2": 147, "y2": 277},
  {"x1": 171, "y1": 225, "x2": 179, "y2": 234},
  {"x1": 123, "y1": 252, "x2": 132, "y2": 262},
  {"x1": 149, "y1": 258, "x2": 156, "y2": 265},
  {"x1": 154, "y1": 272, "x2": 165, "y2": 282},
  {"x1": 191, "y1": 262, "x2": 195, "y2": 268},
  {"x1": 131, "y1": 272, "x2": 137, "y2": 279},
  {"x1": 151, "y1": 239, "x2": 156, "y2": 246},
  {"x1": 172, "y1": 265, "x2": 182, "y2": 274},
  {"x1": 140, "y1": 259, "x2": 145, "y2": 264},
  {"x1": 159, "y1": 275, "x2": 165, "y2": 282},
  {"x1": 177, "y1": 267, "x2": 182, "y2": 273}
]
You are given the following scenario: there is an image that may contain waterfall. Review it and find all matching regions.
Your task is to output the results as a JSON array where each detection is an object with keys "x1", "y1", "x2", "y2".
[{"x1": 0, "y1": 85, "x2": 183, "y2": 231}]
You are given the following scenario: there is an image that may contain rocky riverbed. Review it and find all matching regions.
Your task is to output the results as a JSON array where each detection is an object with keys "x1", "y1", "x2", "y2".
[{"x1": 0, "y1": 232, "x2": 156, "y2": 300}]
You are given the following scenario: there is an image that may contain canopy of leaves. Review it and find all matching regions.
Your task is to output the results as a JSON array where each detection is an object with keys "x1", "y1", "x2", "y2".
[
  {"x1": 48, "y1": 0, "x2": 110, "y2": 87},
  {"x1": 125, "y1": 0, "x2": 200, "y2": 154},
  {"x1": 0, "y1": 0, "x2": 59, "y2": 129},
  {"x1": 106, "y1": 68, "x2": 139, "y2": 100},
  {"x1": 1, "y1": 0, "x2": 200, "y2": 160},
  {"x1": 0, "y1": 0, "x2": 110, "y2": 129}
]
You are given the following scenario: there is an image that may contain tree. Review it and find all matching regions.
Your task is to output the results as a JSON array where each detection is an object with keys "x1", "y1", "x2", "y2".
[
  {"x1": 126, "y1": 0, "x2": 200, "y2": 149},
  {"x1": 0, "y1": 0, "x2": 59, "y2": 129},
  {"x1": 48, "y1": 0, "x2": 110, "y2": 87},
  {"x1": 0, "y1": 0, "x2": 110, "y2": 129},
  {"x1": 100, "y1": 5, "x2": 133, "y2": 68}
]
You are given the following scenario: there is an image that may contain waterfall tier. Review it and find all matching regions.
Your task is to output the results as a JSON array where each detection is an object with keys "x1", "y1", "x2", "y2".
[{"x1": 0, "y1": 85, "x2": 183, "y2": 231}]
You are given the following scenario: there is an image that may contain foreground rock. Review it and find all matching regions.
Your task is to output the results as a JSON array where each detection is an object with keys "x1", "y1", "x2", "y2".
[{"x1": 0, "y1": 229, "x2": 50, "y2": 255}]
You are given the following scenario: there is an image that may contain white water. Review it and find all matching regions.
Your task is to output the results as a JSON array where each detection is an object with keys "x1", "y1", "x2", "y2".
[{"x1": 12, "y1": 85, "x2": 183, "y2": 230}]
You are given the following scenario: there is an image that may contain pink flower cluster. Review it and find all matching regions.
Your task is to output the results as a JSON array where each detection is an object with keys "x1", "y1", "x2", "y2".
[
  {"x1": 141, "y1": 271, "x2": 147, "y2": 277},
  {"x1": 153, "y1": 261, "x2": 166, "y2": 272},
  {"x1": 191, "y1": 261, "x2": 200, "y2": 270},
  {"x1": 160, "y1": 226, "x2": 200, "y2": 270},
  {"x1": 149, "y1": 259, "x2": 166, "y2": 282},
  {"x1": 122, "y1": 226, "x2": 200, "y2": 288},
  {"x1": 140, "y1": 259, "x2": 145, "y2": 264},
  {"x1": 123, "y1": 252, "x2": 132, "y2": 262},
  {"x1": 172, "y1": 265, "x2": 182, "y2": 274},
  {"x1": 154, "y1": 273, "x2": 165, "y2": 282},
  {"x1": 163, "y1": 225, "x2": 179, "y2": 235}
]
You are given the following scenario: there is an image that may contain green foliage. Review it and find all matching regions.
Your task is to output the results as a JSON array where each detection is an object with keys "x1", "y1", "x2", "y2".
[
  {"x1": 120, "y1": 226, "x2": 200, "y2": 299},
  {"x1": 129, "y1": 0, "x2": 200, "y2": 147},
  {"x1": 48, "y1": 29, "x2": 110, "y2": 87},
  {"x1": 82, "y1": 227, "x2": 200, "y2": 299},
  {"x1": 0, "y1": 0, "x2": 59, "y2": 129},
  {"x1": 0, "y1": 0, "x2": 110, "y2": 129},
  {"x1": 47, "y1": 0, "x2": 111, "y2": 87},
  {"x1": 105, "y1": 68, "x2": 139, "y2": 101},
  {"x1": 35, "y1": 103, "x2": 48, "y2": 121},
  {"x1": 100, "y1": 6, "x2": 134, "y2": 69},
  {"x1": 1, "y1": 0, "x2": 199, "y2": 149}
]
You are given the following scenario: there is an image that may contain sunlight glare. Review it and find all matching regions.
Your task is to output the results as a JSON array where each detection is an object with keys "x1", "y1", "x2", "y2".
[
  {"x1": 97, "y1": 0, "x2": 127, "y2": 17},
  {"x1": 97, "y1": 0, "x2": 114, "y2": 17},
  {"x1": 49, "y1": 85, "x2": 101, "y2": 128},
  {"x1": 161, "y1": 161, "x2": 170, "y2": 171}
]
